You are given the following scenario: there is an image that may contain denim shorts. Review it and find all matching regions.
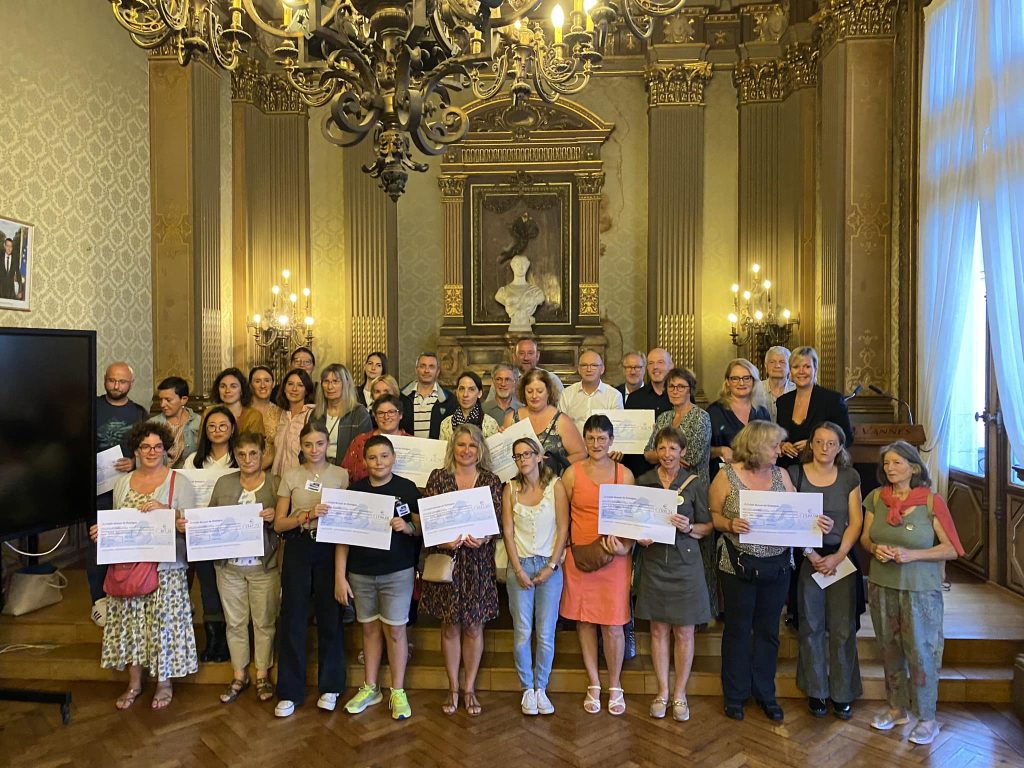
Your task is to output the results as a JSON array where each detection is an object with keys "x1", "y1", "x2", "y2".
[{"x1": 348, "y1": 567, "x2": 415, "y2": 626}]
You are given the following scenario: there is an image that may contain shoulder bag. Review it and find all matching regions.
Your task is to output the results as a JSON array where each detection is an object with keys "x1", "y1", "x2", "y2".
[{"x1": 102, "y1": 472, "x2": 176, "y2": 598}]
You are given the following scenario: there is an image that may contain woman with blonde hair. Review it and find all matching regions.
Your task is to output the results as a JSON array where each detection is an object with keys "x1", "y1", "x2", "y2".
[
  {"x1": 706, "y1": 358, "x2": 771, "y2": 483},
  {"x1": 501, "y1": 436, "x2": 569, "y2": 715},
  {"x1": 775, "y1": 346, "x2": 854, "y2": 468},
  {"x1": 313, "y1": 363, "x2": 372, "y2": 466},
  {"x1": 419, "y1": 423, "x2": 503, "y2": 717},
  {"x1": 710, "y1": 420, "x2": 833, "y2": 723},
  {"x1": 502, "y1": 368, "x2": 586, "y2": 475},
  {"x1": 369, "y1": 374, "x2": 401, "y2": 404}
]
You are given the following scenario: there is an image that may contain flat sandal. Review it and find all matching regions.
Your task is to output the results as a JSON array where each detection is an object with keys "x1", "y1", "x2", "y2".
[
  {"x1": 649, "y1": 696, "x2": 668, "y2": 719},
  {"x1": 256, "y1": 677, "x2": 274, "y2": 702},
  {"x1": 220, "y1": 677, "x2": 251, "y2": 704}
]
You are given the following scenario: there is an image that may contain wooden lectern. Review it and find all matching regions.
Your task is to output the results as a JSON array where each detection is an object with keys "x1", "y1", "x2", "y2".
[{"x1": 851, "y1": 423, "x2": 927, "y2": 494}]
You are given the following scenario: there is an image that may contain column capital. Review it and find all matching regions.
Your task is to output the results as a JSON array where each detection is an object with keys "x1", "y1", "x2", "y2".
[
  {"x1": 784, "y1": 41, "x2": 819, "y2": 94},
  {"x1": 644, "y1": 61, "x2": 713, "y2": 108},
  {"x1": 815, "y1": 0, "x2": 898, "y2": 50},
  {"x1": 438, "y1": 174, "x2": 467, "y2": 199},
  {"x1": 575, "y1": 172, "x2": 605, "y2": 198},
  {"x1": 231, "y1": 58, "x2": 305, "y2": 115},
  {"x1": 734, "y1": 58, "x2": 786, "y2": 105}
]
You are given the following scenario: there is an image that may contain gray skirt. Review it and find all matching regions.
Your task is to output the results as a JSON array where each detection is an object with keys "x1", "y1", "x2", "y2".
[{"x1": 634, "y1": 541, "x2": 711, "y2": 627}]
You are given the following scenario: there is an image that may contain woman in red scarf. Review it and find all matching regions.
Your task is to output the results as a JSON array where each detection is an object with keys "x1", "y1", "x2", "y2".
[{"x1": 860, "y1": 440, "x2": 964, "y2": 746}]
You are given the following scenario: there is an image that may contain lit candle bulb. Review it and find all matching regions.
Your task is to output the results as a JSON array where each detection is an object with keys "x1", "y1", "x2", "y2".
[
  {"x1": 271, "y1": 285, "x2": 280, "y2": 295},
  {"x1": 304, "y1": 316, "x2": 314, "y2": 327},
  {"x1": 762, "y1": 280, "x2": 771, "y2": 290},
  {"x1": 782, "y1": 308, "x2": 791, "y2": 320},
  {"x1": 282, "y1": 269, "x2": 291, "y2": 280},
  {"x1": 278, "y1": 314, "x2": 289, "y2": 326},
  {"x1": 730, "y1": 283, "x2": 739, "y2": 294},
  {"x1": 303, "y1": 287, "x2": 311, "y2": 297},
  {"x1": 583, "y1": 0, "x2": 595, "y2": 31},
  {"x1": 252, "y1": 313, "x2": 261, "y2": 323},
  {"x1": 289, "y1": 293, "x2": 298, "y2": 303},
  {"x1": 727, "y1": 312, "x2": 738, "y2": 325},
  {"x1": 742, "y1": 290, "x2": 751, "y2": 301},
  {"x1": 552, "y1": 4, "x2": 564, "y2": 46},
  {"x1": 751, "y1": 263, "x2": 760, "y2": 274},
  {"x1": 754, "y1": 310, "x2": 764, "y2": 321}
]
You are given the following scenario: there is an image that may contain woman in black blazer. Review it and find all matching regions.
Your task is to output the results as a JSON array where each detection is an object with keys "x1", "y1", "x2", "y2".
[{"x1": 775, "y1": 346, "x2": 854, "y2": 469}]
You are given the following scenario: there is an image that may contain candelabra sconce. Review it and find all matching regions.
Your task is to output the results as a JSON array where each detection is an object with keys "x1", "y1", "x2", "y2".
[
  {"x1": 727, "y1": 262, "x2": 799, "y2": 368},
  {"x1": 246, "y1": 269, "x2": 314, "y2": 381}
]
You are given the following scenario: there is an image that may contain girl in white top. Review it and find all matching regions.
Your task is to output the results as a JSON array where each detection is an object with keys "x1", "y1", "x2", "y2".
[{"x1": 500, "y1": 437, "x2": 569, "y2": 716}]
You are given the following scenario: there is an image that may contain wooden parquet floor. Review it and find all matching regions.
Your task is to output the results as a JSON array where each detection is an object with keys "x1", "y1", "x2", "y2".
[{"x1": 1, "y1": 681, "x2": 1022, "y2": 768}]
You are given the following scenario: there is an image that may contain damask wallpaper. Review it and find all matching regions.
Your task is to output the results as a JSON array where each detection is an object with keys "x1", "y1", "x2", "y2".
[{"x1": 0, "y1": 4, "x2": 153, "y2": 395}]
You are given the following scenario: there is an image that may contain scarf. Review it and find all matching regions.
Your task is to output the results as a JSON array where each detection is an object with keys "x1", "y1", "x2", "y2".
[
  {"x1": 452, "y1": 401, "x2": 483, "y2": 429},
  {"x1": 879, "y1": 485, "x2": 965, "y2": 556}
]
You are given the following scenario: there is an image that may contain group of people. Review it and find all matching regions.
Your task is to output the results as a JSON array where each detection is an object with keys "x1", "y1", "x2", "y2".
[{"x1": 88, "y1": 340, "x2": 963, "y2": 746}]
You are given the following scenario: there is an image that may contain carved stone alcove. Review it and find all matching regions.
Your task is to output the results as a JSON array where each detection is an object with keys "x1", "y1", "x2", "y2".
[{"x1": 436, "y1": 97, "x2": 613, "y2": 384}]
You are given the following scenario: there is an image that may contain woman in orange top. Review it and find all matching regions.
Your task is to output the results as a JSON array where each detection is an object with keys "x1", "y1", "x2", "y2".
[{"x1": 559, "y1": 414, "x2": 635, "y2": 716}]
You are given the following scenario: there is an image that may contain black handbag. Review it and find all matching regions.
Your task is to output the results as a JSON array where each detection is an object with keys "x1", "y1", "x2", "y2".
[{"x1": 723, "y1": 536, "x2": 789, "y2": 583}]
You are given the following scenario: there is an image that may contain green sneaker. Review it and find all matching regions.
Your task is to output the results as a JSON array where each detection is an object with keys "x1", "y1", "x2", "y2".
[
  {"x1": 344, "y1": 683, "x2": 382, "y2": 714},
  {"x1": 390, "y1": 688, "x2": 412, "y2": 720}
]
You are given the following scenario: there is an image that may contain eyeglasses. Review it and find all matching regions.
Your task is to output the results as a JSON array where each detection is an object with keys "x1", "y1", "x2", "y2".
[
  {"x1": 812, "y1": 439, "x2": 840, "y2": 449},
  {"x1": 236, "y1": 450, "x2": 261, "y2": 460},
  {"x1": 106, "y1": 378, "x2": 131, "y2": 386},
  {"x1": 207, "y1": 423, "x2": 232, "y2": 433},
  {"x1": 727, "y1": 375, "x2": 754, "y2": 383},
  {"x1": 585, "y1": 435, "x2": 610, "y2": 444},
  {"x1": 667, "y1": 383, "x2": 689, "y2": 390},
  {"x1": 512, "y1": 451, "x2": 537, "y2": 462},
  {"x1": 623, "y1": 365, "x2": 644, "y2": 371},
  {"x1": 375, "y1": 409, "x2": 400, "y2": 418},
  {"x1": 138, "y1": 444, "x2": 164, "y2": 453},
  {"x1": 579, "y1": 363, "x2": 600, "y2": 370}
]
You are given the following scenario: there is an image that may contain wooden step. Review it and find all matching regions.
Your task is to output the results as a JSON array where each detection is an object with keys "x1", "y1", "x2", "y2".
[{"x1": 0, "y1": 643, "x2": 1011, "y2": 703}]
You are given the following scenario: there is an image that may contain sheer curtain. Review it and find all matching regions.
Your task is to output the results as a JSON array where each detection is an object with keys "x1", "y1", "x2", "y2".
[
  {"x1": 917, "y1": 0, "x2": 979, "y2": 488},
  {"x1": 976, "y1": 1, "x2": 1024, "y2": 468}
]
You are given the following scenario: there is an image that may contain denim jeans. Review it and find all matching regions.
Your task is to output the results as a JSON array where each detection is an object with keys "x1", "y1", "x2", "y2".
[{"x1": 506, "y1": 555, "x2": 563, "y2": 691}]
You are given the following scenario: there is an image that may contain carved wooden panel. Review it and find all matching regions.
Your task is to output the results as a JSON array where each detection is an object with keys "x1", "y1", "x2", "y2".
[
  {"x1": 1007, "y1": 492, "x2": 1024, "y2": 596},
  {"x1": 947, "y1": 472, "x2": 988, "y2": 580}
]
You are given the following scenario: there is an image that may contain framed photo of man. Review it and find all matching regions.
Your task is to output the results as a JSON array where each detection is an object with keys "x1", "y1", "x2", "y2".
[{"x1": 0, "y1": 216, "x2": 32, "y2": 311}]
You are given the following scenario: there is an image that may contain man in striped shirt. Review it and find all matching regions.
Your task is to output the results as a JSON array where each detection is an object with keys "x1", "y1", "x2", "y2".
[{"x1": 399, "y1": 352, "x2": 452, "y2": 439}]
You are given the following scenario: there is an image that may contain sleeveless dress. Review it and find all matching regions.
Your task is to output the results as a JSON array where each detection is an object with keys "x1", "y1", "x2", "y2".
[
  {"x1": 717, "y1": 463, "x2": 791, "y2": 574},
  {"x1": 559, "y1": 463, "x2": 631, "y2": 625}
]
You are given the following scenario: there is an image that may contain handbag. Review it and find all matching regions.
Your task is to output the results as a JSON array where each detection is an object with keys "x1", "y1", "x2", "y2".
[
  {"x1": 421, "y1": 552, "x2": 455, "y2": 583},
  {"x1": 102, "y1": 472, "x2": 176, "y2": 599},
  {"x1": 2, "y1": 566, "x2": 68, "y2": 616},
  {"x1": 722, "y1": 535, "x2": 789, "y2": 584},
  {"x1": 571, "y1": 539, "x2": 614, "y2": 573}
]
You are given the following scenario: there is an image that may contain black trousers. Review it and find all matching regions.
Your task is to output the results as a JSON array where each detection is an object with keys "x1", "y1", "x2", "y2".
[
  {"x1": 276, "y1": 535, "x2": 346, "y2": 704},
  {"x1": 720, "y1": 568, "x2": 789, "y2": 705},
  {"x1": 194, "y1": 561, "x2": 224, "y2": 622}
]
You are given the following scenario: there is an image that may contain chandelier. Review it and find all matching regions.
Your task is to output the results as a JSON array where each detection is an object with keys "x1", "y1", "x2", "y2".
[
  {"x1": 246, "y1": 268, "x2": 314, "y2": 378},
  {"x1": 109, "y1": 0, "x2": 600, "y2": 200},
  {"x1": 727, "y1": 262, "x2": 799, "y2": 365},
  {"x1": 587, "y1": 0, "x2": 688, "y2": 43}
]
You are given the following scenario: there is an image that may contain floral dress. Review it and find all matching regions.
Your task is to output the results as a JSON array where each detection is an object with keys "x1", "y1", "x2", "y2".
[
  {"x1": 100, "y1": 488, "x2": 198, "y2": 681},
  {"x1": 419, "y1": 469, "x2": 502, "y2": 626}
]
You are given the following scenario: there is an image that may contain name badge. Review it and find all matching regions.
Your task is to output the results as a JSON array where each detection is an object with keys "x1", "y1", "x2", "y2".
[
  {"x1": 304, "y1": 480, "x2": 322, "y2": 493},
  {"x1": 396, "y1": 502, "x2": 411, "y2": 518}
]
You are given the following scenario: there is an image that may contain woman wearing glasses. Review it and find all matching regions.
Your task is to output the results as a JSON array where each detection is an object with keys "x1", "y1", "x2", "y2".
[
  {"x1": 788, "y1": 422, "x2": 864, "y2": 720},
  {"x1": 342, "y1": 395, "x2": 411, "y2": 485},
  {"x1": 501, "y1": 436, "x2": 569, "y2": 716},
  {"x1": 183, "y1": 406, "x2": 239, "y2": 664},
  {"x1": 775, "y1": 346, "x2": 854, "y2": 469},
  {"x1": 91, "y1": 422, "x2": 197, "y2": 710},
  {"x1": 706, "y1": 359, "x2": 771, "y2": 483},
  {"x1": 313, "y1": 364, "x2": 373, "y2": 466}
]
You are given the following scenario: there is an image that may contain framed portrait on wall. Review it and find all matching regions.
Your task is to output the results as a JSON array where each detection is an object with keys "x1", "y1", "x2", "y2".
[{"x1": 0, "y1": 216, "x2": 32, "y2": 311}]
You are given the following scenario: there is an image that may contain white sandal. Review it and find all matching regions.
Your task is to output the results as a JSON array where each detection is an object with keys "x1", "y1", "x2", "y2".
[
  {"x1": 583, "y1": 685, "x2": 601, "y2": 714},
  {"x1": 608, "y1": 687, "x2": 626, "y2": 716}
]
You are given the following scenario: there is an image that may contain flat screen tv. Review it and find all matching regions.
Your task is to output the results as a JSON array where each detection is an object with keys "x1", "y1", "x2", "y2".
[{"x1": 0, "y1": 328, "x2": 96, "y2": 540}]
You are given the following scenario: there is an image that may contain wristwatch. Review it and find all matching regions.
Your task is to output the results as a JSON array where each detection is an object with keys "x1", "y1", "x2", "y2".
[
  {"x1": 547, "y1": 561, "x2": 560, "y2": 571},
  {"x1": 803, "y1": 547, "x2": 817, "y2": 556}
]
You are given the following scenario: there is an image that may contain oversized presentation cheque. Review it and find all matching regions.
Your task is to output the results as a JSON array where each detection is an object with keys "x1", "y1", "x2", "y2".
[
  {"x1": 96, "y1": 508, "x2": 177, "y2": 564},
  {"x1": 184, "y1": 503, "x2": 264, "y2": 561},
  {"x1": 418, "y1": 485, "x2": 500, "y2": 548},
  {"x1": 738, "y1": 490, "x2": 823, "y2": 548},
  {"x1": 316, "y1": 488, "x2": 396, "y2": 550},
  {"x1": 387, "y1": 435, "x2": 448, "y2": 487},
  {"x1": 597, "y1": 484, "x2": 678, "y2": 545}
]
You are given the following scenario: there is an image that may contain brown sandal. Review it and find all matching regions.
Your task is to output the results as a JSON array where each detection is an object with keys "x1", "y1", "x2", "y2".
[
  {"x1": 152, "y1": 682, "x2": 173, "y2": 710},
  {"x1": 256, "y1": 677, "x2": 274, "y2": 702},
  {"x1": 220, "y1": 677, "x2": 251, "y2": 704},
  {"x1": 464, "y1": 690, "x2": 482, "y2": 717},
  {"x1": 115, "y1": 687, "x2": 143, "y2": 710},
  {"x1": 442, "y1": 689, "x2": 459, "y2": 716}
]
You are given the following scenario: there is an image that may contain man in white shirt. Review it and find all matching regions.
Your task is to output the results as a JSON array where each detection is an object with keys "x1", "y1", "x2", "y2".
[
  {"x1": 615, "y1": 351, "x2": 646, "y2": 403},
  {"x1": 559, "y1": 350, "x2": 623, "y2": 433},
  {"x1": 400, "y1": 353, "x2": 452, "y2": 439}
]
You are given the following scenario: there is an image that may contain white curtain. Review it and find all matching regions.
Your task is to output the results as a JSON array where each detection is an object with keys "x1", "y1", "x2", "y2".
[
  {"x1": 917, "y1": 0, "x2": 980, "y2": 488},
  {"x1": 976, "y1": 1, "x2": 1024, "y2": 469}
]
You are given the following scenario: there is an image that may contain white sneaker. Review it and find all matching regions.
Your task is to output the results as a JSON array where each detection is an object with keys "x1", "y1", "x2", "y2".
[
  {"x1": 521, "y1": 688, "x2": 538, "y2": 715},
  {"x1": 274, "y1": 700, "x2": 295, "y2": 717},
  {"x1": 317, "y1": 692, "x2": 340, "y2": 711},
  {"x1": 535, "y1": 688, "x2": 555, "y2": 715},
  {"x1": 90, "y1": 598, "x2": 107, "y2": 628}
]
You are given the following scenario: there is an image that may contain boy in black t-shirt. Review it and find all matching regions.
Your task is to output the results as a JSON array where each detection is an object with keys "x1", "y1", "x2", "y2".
[{"x1": 335, "y1": 435, "x2": 421, "y2": 720}]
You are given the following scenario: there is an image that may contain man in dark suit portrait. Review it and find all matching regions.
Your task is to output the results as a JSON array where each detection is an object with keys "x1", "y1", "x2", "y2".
[{"x1": 0, "y1": 238, "x2": 24, "y2": 301}]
